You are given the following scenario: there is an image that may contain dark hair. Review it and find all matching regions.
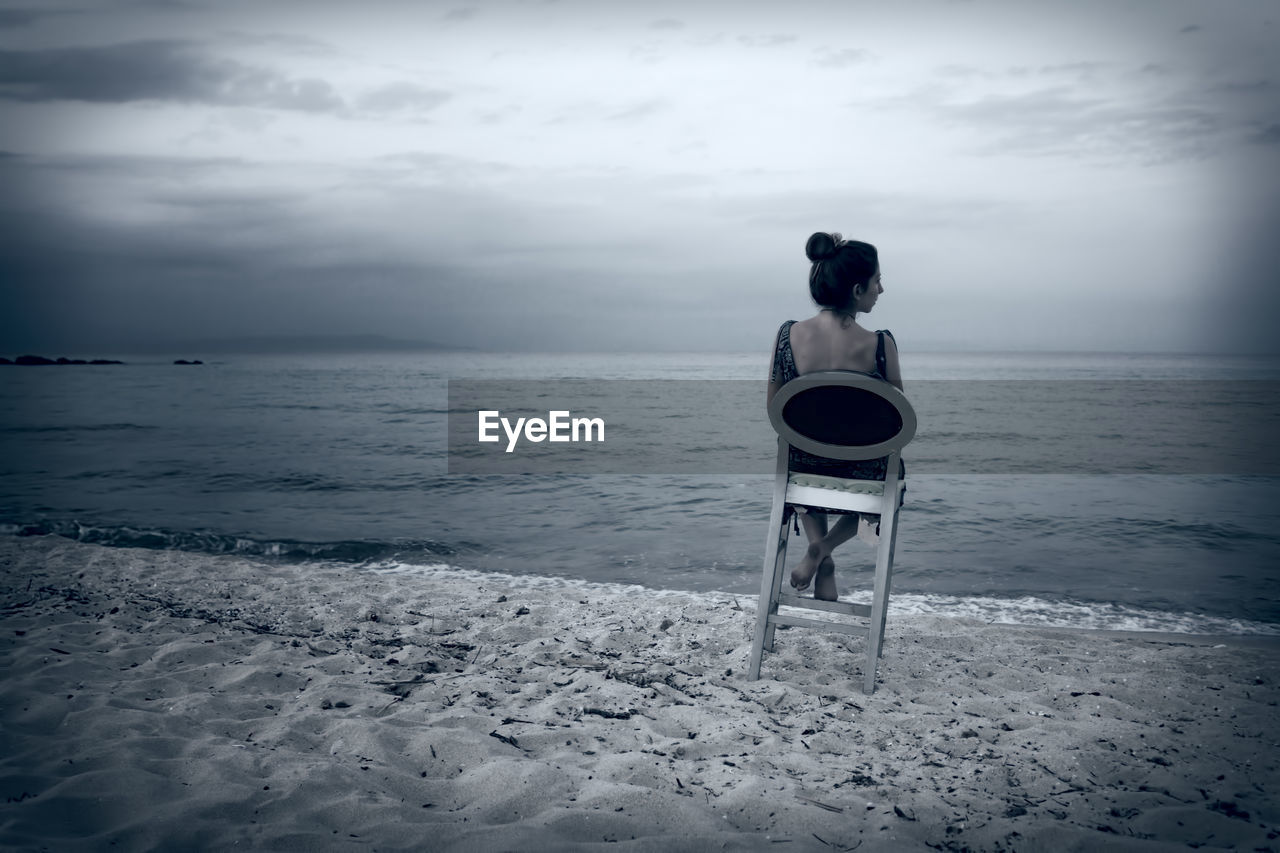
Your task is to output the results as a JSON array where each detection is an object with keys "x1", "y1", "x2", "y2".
[{"x1": 805, "y1": 232, "x2": 878, "y2": 309}]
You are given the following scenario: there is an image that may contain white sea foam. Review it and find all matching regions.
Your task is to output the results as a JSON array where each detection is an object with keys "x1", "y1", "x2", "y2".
[
  {"x1": 372, "y1": 559, "x2": 738, "y2": 604},
  {"x1": 375, "y1": 559, "x2": 1280, "y2": 637},
  {"x1": 870, "y1": 592, "x2": 1280, "y2": 636}
]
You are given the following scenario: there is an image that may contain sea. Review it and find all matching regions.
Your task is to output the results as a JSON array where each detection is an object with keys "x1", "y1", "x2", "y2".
[{"x1": 3, "y1": 349, "x2": 1279, "y2": 636}]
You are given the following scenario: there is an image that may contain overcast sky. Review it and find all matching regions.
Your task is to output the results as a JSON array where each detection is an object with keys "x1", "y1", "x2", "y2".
[{"x1": 1, "y1": 0, "x2": 1277, "y2": 354}]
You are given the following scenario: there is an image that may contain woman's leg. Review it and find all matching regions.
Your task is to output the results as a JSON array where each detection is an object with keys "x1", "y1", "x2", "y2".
[
  {"x1": 788, "y1": 510, "x2": 826, "y2": 590},
  {"x1": 789, "y1": 511, "x2": 860, "y2": 591},
  {"x1": 813, "y1": 556, "x2": 838, "y2": 602}
]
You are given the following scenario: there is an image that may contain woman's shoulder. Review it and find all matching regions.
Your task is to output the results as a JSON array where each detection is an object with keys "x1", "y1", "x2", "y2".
[
  {"x1": 873, "y1": 329, "x2": 899, "y2": 357},
  {"x1": 875, "y1": 329, "x2": 899, "y2": 352},
  {"x1": 787, "y1": 314, "x2": 831, "y2": 336}
]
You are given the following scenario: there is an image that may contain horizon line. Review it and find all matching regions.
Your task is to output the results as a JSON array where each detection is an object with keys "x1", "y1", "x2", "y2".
[{"x1": 7, "y1": 346, "x2": 1280, "y2": 359}]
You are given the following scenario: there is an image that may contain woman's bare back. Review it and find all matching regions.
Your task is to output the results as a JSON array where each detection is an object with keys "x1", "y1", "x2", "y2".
[{"x1": 787, "y1": 311, "x2": 882, "y2": 376}]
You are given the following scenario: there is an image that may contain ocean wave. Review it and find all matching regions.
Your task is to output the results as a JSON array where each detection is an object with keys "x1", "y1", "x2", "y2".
[
  {"x1": 379, "y1": 559, "x2": 1280, "y2": 637},
  {"x1": 0, "y1": 423, "x2": 157, "y2": 433},
  {"x1": 873, "y1": 591, "x2": 1280, "y2": 637},
  {"x1": 0, "y1": 521, "x2": 456, "y2": 563}
]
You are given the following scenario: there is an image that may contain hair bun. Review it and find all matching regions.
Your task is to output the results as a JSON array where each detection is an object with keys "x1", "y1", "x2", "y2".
[{"x1": 805, "y1": 231, "x2": 843, "y2": 262}]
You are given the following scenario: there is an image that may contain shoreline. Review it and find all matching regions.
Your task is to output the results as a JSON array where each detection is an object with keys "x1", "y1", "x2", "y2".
[
  {"x1": 2, "y1": 535, "x2": 1278, "y2": 851},
  {"x1": 5, "y1": 524, "x2": 1277, "y2": 640}
]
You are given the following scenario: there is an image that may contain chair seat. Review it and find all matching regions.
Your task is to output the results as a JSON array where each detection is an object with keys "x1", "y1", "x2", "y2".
[
  {"x1": 784, "y1": 473, "x2": 906, "y2": 516},
  {"x1": 787, "y1": 473, "x2": 887, "y2": 494}
]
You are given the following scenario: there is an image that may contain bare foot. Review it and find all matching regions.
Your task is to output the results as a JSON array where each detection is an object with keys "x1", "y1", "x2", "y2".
[
  {"x1": 789, "y1": 543, "x2": 823, "y2": 591},
  {"x1": 814, "y1": 557, "x2": 838, "y2": 601}
]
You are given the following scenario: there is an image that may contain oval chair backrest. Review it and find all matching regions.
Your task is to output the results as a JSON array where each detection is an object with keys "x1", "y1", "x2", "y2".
[{"x1": 768, "y1": 371, "x2": 917, "y2": 461}]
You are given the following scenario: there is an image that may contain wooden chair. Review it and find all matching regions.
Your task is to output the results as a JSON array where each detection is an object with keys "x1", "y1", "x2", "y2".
[{"x1": 747, "y1": 371, "x2": 917, "y2": 694}]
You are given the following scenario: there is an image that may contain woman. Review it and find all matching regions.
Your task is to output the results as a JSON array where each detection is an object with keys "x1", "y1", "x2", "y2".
[{"x1": 766, "y1": 231, "x2": 904, "y2": 602}]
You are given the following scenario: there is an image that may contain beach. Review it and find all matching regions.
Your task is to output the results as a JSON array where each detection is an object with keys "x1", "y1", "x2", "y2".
[{"x1": 2, "y1": 535, "x2": 1277, "y2": 851}]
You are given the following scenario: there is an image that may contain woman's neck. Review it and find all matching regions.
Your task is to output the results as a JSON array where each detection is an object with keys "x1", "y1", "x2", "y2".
[{"x1": 821, "y1": 306, "x2": 859, "y2": 326}]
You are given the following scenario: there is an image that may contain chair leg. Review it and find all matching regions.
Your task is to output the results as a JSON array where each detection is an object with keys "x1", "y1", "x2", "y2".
[
  {"x1": 749, "y1": 498, "x2": 789, "y2": 680},
  {"x1": 864, "y1": 545, "x2": 889, "y2": 693},
  {"x1": 750, "y1": 443, "x2": 793, "y2": 681},
  {"x1": 876, "y1": 509, "x2": 901, "y2": 654},
  {"x1": 763, "y1": 511, "x2": 790, "y2": 652},
  {"x1": 864, "y1": 456, "x2": 901, "y2": 695}
]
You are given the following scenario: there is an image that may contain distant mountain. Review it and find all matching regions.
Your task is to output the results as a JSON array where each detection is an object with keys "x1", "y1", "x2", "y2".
[{"x1": 0, "y1": 355, "x2": 125, "y2": 365}]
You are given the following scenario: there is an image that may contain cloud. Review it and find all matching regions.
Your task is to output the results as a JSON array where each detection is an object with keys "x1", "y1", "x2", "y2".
[
  {"x1": 356, "y1": 81, "x2": 451, "y2": 114},
  {"x1": 1211, "y1": 78, "x2": 1273, "y2": 95},
  {"x1": 933, "y1": 61, "x2": 1113, "y2": 83},
  {"x1": 606, "y1": 98, "x2": 665, "y2": 122},
  {"x1": 0, "y1": 7, "x2": 75, "y2": 28},
  {"x1": 0, "y1": 40, "x2": 343, "y2": 112},
  {"x1": 377, "y1": 150, "x2": 519, "y2": 181},
  {"x1": 704, "y1": 185, "x2": 1011, "y2": 234},
  {"x1": 0, "y1": 151, "x2": 701, "y2": 352},
  {"x1": 737, "y1": 34, "x2": 797, "y2": 48},
  {"x1": 897, "y1": 54, "x2": 1279, "y2": 163},
  {"x1": 217, "y1": 31, "x2": 341, "y2": 59},
  {"x1": 0, "y1": 149, "x2": 823, "y2": 353},
  {"x1": 1253, "y1": 123, "x2": 1280, "y2": 145},
  {"x1": 814, "y1": 48, "x2": 869, "y2": 69},
  {"x1": 873, "y1": 81, "x2": 1228, "y2": 164},
  {"x1": 0, "y1": 154, "x2": 434, "y2": 350},
  {"x1": 649, "y1": 18, "x2": 683, "y2": 31},
  {"x1": 957, "y1": 90, "x2": 1220, "y2": 161}
]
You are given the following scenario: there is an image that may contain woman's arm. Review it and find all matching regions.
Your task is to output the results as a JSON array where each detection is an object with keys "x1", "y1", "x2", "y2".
[
  {"x1": 882, "y1": 332, "x2": 903, "y2": 391},
  {"x1": 766, "y1": 324, "x2": 787, "y2": 409}
]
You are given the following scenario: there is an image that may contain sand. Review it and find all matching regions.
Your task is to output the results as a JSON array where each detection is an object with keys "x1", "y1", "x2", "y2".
[{"x1": 1, "y1": 535, "x2": 1277, "y2": 852}]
